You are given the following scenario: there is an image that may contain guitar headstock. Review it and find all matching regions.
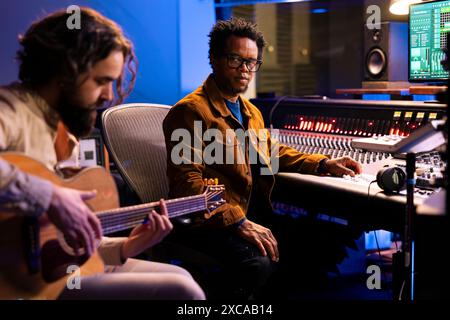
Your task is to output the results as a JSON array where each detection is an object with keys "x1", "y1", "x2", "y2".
[{"x1": 203, "y1": 178, "x2": 226, "y2": 216}]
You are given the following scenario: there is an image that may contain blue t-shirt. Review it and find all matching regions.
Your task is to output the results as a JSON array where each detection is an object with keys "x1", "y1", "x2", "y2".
[{"x1": 224, "y1": 99, "x2": 243, "y2": 125}]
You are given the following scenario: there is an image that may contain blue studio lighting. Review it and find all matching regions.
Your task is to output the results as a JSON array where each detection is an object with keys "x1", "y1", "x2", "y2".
[
  {"x1": 362, "y1": 94, "x2": 391, "y2": 101},
  {"x1": 311, "y1": 8, "x2": 327, "y2": 14}
]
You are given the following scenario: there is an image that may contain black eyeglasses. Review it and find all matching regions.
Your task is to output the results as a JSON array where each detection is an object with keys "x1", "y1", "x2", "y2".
[{"x1": 225, "y1": 54, "x2": 262, "y2": 72}]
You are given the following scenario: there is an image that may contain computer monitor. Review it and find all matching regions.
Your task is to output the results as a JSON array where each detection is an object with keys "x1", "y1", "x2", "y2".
[{"x1": 409, "y1": 0, "x2": 450, "y2": 82}]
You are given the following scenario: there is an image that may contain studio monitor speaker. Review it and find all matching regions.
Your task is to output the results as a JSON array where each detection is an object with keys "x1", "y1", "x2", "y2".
[{"x1": 364, "y1": 22, "x2": 408, "y2": 81}]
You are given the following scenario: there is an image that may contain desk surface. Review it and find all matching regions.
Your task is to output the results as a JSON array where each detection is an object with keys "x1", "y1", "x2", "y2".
[
  {"x1": 336, "y1": 86, "x2": 447, "y2": 95},
  {"x1": 336, "y1": 88, "x2": 409, "y2": 95},
  {"x1": 408, "y1": 86, "x2": 448, "y2": 95}
]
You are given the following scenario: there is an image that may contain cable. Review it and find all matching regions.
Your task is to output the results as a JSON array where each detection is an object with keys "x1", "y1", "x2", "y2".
[
  {"x1": 367, "y1": 180, "x2": 387, "y2": 286},
  {"x1": 367, "y1": 179, "x2": 377, "y2": 202},
  {"x1": 373, "y1": 230, "x2": 383, "y2": 262},
  {"x1": 398, "y1": 280, "x2": 406, "y2": 300},
  {"x1": 268, "y1": 94, "x2": 328, "y2": 130},
  {"x1": 268, "y1": 95, "x2": 297, "y2": 130},
  {"x1": 370, "y1": 229, "x2": 387, "y2": 286}
]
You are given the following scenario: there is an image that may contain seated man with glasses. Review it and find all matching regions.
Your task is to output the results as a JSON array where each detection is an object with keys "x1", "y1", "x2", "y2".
[
  {"x1": 225, "y1": 54, "x2": 262, "y2": 73},
  {"x1": 163, "y1": 18, "x2": 361, "y2": 300}
]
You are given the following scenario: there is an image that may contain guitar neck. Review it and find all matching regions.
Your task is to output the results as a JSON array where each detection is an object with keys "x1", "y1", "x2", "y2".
[{"x1": 96, "y1": 194, "x2": 206, "y2": 235}]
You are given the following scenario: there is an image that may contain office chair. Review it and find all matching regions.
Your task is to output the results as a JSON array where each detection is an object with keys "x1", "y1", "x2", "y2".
[
  {"x1": 101, "y1": 104, "x2": 224, "y2": 292},
  {"x1": 101, "y1": 103, "x2": 170, "y2": 204}
]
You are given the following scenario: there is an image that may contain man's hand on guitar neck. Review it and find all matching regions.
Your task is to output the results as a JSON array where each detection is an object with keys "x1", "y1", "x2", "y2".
[
  {"x1": 47, "y1": 185, "x2": 102, "y2": 256},
  {"x1": 121, "y1": 199, "x2": 173, "y2": 260}
]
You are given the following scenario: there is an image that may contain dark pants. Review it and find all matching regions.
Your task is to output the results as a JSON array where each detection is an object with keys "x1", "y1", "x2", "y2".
[
  {"x1": 167, "y1": 227, "x2": 277, "y2": 300},
  {"x1": 160, "y1": 202, "x2": 361, "y2": 300}
]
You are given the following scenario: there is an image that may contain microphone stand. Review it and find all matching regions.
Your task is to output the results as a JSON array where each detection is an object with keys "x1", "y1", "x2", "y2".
[{"x1": 401, "y1": 152, "x2": 416, "y2": 301}]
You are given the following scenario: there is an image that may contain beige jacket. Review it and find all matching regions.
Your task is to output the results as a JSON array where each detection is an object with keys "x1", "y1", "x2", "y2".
[{"x1": 0, "y1": 84, "x2": 126, "y2": 265}]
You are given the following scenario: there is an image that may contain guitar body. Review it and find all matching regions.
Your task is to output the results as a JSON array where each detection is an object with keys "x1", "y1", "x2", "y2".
[{"x1": 0, "y1": 153, "x2": 119, "y2": 300}]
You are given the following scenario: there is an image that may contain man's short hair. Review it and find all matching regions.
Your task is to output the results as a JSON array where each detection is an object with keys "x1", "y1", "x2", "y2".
[
  {"x1": 208, "y1": 17, "x2": 266, "y2": 63},
  {"x1": 17, "y1": 7, "x2": 137, "y2": 104}
]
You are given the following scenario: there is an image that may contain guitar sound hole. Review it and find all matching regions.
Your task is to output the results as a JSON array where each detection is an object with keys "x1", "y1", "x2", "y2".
[{"x1": 58, "y1": 231, "x2": 87, "y2": 256}]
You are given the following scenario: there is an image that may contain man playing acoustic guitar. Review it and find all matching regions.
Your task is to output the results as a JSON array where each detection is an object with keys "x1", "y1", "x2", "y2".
[{"x1": 0, "y1": 7, "x2": 204, "y2": 300}]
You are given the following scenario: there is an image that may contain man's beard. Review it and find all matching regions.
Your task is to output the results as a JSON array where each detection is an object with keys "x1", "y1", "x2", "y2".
[
  {"x1": 227, "y1": 78, "x2": 249, "y2": 96},
  {"x1": 230, "y1": 76, "x2": 250, "y2": 96},
  {"x1": 231, "y1": 83, "x2": 248, "y2": 95},
  {"x1": 56, "y1": 90, "x2": 100, "y2": 138}
]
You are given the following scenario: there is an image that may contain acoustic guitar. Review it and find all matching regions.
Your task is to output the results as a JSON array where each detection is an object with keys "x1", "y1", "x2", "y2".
[{"x1": 0, "y1": 153, "x2": 225, "y2": 300}]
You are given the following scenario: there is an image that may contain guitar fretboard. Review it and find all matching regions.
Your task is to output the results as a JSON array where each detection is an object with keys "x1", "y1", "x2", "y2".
[{"x1": 96, "y1": 195, "x2": 206, "y2": 234}]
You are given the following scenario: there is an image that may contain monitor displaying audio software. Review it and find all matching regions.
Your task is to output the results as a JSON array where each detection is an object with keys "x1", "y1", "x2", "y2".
[{"x1": 409, "y1": 0, "x2": 450, "y2": 82}]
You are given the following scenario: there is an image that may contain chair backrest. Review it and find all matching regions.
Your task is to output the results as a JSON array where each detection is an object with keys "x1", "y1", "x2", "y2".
[{"x1": 101, "y1": 103, "x2": 171, "y2": 203}]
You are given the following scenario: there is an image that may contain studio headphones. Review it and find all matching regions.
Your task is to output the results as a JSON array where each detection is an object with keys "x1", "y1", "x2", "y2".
[{"x1": 376, "y1": 165, "x2": 407, "y2": 194}]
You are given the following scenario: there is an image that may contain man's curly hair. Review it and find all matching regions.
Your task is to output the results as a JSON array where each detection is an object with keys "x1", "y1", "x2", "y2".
[
  {"x1": 208, "y1": 17, "x2": 266, "y2": 64},
  {"x1": 16, "y1": 7, "x2": 137, "y2": 105}
]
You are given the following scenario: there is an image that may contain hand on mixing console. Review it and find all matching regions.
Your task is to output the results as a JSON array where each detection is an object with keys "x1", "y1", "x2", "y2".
[{"x1": 321, "y1": 156, "x2": 363, "y2": 177}]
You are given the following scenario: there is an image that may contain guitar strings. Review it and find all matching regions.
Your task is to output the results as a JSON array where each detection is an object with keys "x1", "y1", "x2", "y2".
[
  {"x1": 98, "y1": 189, "x2": 222, "y2": 222},
  {"x1": 100, "y1": 200, "x2": 204, "y2": 226},
  {"x1": 97, "y1": 188, "x2": 224, "y2": 234},
  {"x1": 100, "y1": 199, "x2": 206, "y2": 233}
]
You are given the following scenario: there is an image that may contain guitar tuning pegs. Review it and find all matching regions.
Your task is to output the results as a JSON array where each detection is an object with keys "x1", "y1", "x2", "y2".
[{"x1": 204, "y1": 178, "x2": 220, "y2": 186}]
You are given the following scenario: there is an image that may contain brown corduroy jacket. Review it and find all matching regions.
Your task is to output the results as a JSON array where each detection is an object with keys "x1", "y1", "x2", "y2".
[{"x1": 163, "y1": 74, "x2": 328, "y2": 228}]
